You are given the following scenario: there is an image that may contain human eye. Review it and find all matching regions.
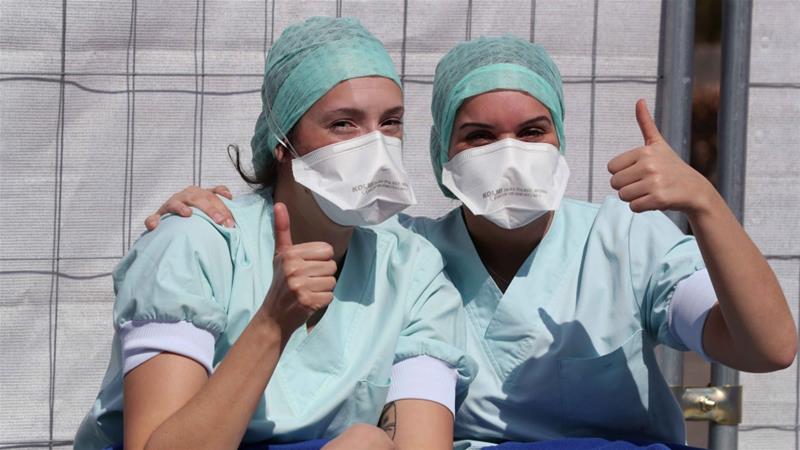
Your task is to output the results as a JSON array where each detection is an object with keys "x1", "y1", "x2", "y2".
[
  {"x1": 330, "y1": 120, "x2": 357, "y2": 132},
  {"x1": 519, "y1": 127, "x2": 545, "y2": 140},
  {"x1": 465, "y1": 131, "x2": 495, "y2": 146},
  {"x1": 381, "y1": 117, "x2": 403, "y2": 128}
]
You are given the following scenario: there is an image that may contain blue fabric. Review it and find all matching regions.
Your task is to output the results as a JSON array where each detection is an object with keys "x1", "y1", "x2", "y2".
[
  {"x1": 240, "y1": 439, "x2": 331, "y2": 450},
  {"x1": 482, "y1": 438, "x2": 702, "y2": 450},
  {"x1": 108, "y1": 438, "x2": 700, "y2": 450},
  {"x1": 104, "y1": 439, "x2": 331, "y2": 450}
]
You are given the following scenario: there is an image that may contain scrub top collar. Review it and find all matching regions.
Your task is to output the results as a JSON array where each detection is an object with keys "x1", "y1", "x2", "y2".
[
  {"x1": 232, "y1": 189, "x2": 378, "y2": 414},
  {"x1": 445, "y1": 204, "x2": 574, "y2": 301},
  {"x1": 442, "y1": 201, "x2": 591, "y2": 380},
  {"x1": 277, "y1": 227, "x2": 377, "y2": 414}
]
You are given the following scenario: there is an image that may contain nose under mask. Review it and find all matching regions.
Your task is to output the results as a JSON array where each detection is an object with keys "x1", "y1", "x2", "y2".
[
  {"x1": 441, "y1": 138, "x2": 570, "y2": 229},
  {"x1": 290, "y1": 130, "x2": 417, "y2": 227}
]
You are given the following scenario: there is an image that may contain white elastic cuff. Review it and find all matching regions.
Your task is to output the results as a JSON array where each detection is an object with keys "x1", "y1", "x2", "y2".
[
  {"x1": 385, "y1": 355, "x2": 458, "y2": 416},
  {"x1": 120, "y1": 321, "x2": 216, "y2": 375},
  {"x1": 668, "y1": 268, "x2": 717, "y2": 362}
]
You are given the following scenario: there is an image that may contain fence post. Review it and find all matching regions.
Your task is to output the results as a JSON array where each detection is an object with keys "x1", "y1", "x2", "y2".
[
  {"x1": 654, "y1": 0, "x2": 696, "y2": 389},
  {"x1": 709, "y1": 0, "x2": 753, "y2": 449}
]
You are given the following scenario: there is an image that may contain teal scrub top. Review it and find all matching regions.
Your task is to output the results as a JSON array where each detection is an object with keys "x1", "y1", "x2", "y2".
[
  {"x1": 400, "y1": 196, "x2": 705, "y2": 448},
  {"x1": 75, "y1": 192, "x2": 475, "y2": 449}
]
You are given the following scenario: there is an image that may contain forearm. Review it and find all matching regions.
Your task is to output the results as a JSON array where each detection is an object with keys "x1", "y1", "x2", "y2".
[
  {"x1": 688, "y1": 192, "x2": 796, "y2": 371},
  {"x1": 145, "y1": 311, "x2": 286, "y2": 450}
]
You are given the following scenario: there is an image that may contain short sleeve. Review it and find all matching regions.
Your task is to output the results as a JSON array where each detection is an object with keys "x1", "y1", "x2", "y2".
[
  {"x1": 393, "y1": 239, "x2": 477, "y2": 396},
  {"x1": 668, "y1": 269, "x2": 717, "y2": 361},
  {"x1": 112, "y1": 212, "x2": 235, "y2": 339},
  {"x1": 120, "y1": 321, "x2": 217, "y2": 374},
  {"x1": 385, "y1": 355, "x2": 458, "y2": 415},
  {"x1": 628, "y1": 209, "x2": 706, "y2": 350}
]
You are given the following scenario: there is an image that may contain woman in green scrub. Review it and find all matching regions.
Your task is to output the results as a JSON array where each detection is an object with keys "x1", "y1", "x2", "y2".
[{"x1": 75, "y1": 17, "x2": 475, "y2": 450}]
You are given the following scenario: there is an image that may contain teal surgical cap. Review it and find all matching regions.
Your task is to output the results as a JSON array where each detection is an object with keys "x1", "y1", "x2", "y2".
[
  {"x1": 430, "y1": 36, "x2": 565, "y2": 198},
  {"x1": 251, "y1": 17, "x2": 401, "y2": 175}
]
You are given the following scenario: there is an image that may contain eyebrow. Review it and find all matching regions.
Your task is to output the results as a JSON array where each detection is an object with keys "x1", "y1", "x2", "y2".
[
  {"x1": 458, "y1": 115, "x2": 552, "y2": 131},
  {"x1": 459, "y1": 122, "x2": 493, "y2": 130},
  {"x1": 320, "y1": 107, "x2": 366, "y2": 121},
  {"x1": 518, "y1": 116, "x2": 552, "y2": 128},
  {"x1": 382, "y1": 105, "x2": 404, "y2": 117},
  {"x1": 320, "y1": 106, "x2": 404, "y2": 121}
]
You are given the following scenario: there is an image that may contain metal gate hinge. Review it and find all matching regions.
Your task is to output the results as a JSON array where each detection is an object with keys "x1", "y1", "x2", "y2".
[{"x1": 670, "y1": 385, "x2": 742, "y2": 425}]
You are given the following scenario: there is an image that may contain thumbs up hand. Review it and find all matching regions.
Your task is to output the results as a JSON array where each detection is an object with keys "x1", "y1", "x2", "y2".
[
  {"x1": 607, "y1": 99, "x2": 715, "y2": 215},
  {"x1": 260, "y1": 202, "x2": 337, "y2": 337}
]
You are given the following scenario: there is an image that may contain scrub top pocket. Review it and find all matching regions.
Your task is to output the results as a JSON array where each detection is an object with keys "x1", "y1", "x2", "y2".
[
  {"x1": 558, "y1": 329, "x2": 650, "y2": 433},
  {"x1": 326, "y1": 377, "x2": 391, "y2": 435}
]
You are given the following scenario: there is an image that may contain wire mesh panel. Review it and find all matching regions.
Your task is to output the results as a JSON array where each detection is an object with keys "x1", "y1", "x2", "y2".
[
  {"x1": 738, "y1": 1, "x2": 800, "y2": 449},
  {"x1": 0, "y1": 0, "x2": 662, "y2": 447}
]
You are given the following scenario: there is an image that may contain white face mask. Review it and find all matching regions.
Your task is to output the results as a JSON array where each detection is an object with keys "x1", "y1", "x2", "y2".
[
  {"x1": 290, "y1": 130, "x2": 417, "y2": 226},
  {"x1": 441, "y1": 138, "x2": 570, "y2": 229}
]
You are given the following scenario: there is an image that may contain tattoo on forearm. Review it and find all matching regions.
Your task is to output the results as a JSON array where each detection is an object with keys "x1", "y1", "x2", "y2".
[{"x1": 379, "y1": 401, "x2": 397, "y2": 439}]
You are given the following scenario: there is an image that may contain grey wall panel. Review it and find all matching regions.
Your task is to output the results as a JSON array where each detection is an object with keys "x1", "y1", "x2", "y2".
[
  {"x1": 750, "y1": 0, "x2": 800, "y2": 85},
  {"x1": 562, "y1": 83, "x2": 593, "y2": 201},
  {"x1": 403, "y1": 0, "x2": 469, "y2": 79},
  {"x1": 740, "y1": 428, "x2": 798, "y2": 450},
  {"x1": 64, "y1": 0, "x2": 132, "y2": 74},
  {"x1": 469, "y1": 0, "x2": 534, "y2": 41},
  {"x1": 740, "y1": 2, "x2": 800, "y2": 443},
  {"x1": 744, "y1": 87, "x2": 800, "y2": 256},
  {"x1": 59, "y1": 80, "x2": 129, "y2": 259},
  {"x1": 0, "y1": 265, "x2": 53, "y2": 441},
  {"x1": 534, "y1": 0, "x2": 596, "y2": 78},
  {"x1": 52, "y1": 283, "x2": 115, "y2": 437},
  {"x1": 0, "y1": 81, "x2": 61, "y2": 259},
  {"x1": 739, "y1": 259, "x2": 799, "y2": 433},
  {"x1": 402, "y1": 81, "x2": 460, "y2": 218},
  {"x1": 0, "y1": 0, "x2": 64, "y2": 74},
  {"x1": 594, "y1": 0, "x2": 661, "y2": 78},
  {"x1": 590, "y1": 83, "x2": 657, "y2": 203},
  {"x1": 197, "y1": 77, "x2": 265, "y2": 196}
]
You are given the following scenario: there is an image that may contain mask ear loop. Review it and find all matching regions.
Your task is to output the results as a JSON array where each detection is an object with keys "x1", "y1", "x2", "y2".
[{"x1": 262, "y1": 90, "x2": 301, "y2": 160}]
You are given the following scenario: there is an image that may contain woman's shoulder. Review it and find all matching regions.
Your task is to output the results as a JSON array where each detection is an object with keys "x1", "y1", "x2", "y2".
[
  {"x1": 564, "y1": 196, "x2": 690, "y2": 263},
  {"x1": 369, "y1": 216, "x2": 440, "y2": 255},
  {"x1": 130, "y1": 209, "x2": 236, "y2": 261},
  {"x1": 116, "y1": 194, "x2": 273, "y2": 282},
  {"x1": 220, "y1": 191, "x2": 273, "y2": 231},
  {"x1": 561, "y1": 195, "x2": 669, "y2": 232},
  {"x1": 391, "y1": 208, "x2": 461, "y2": 242},
  {"x1": 362, "y1": 215, "x2": 451, "y2": 277},
  {"x1": 591, "y1": 195, "x2": 684, "y2": 236},
  {"x1": 113, "y1": 210, "x2": 239, "y2": 296},
  {"x1": 112, "y1": 211, "x2": 239, "y2": 339}
]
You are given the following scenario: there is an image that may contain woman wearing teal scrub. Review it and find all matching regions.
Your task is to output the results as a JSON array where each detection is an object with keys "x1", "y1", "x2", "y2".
[
  {"x1": 75, "y1": 17, "x2": 475, "y2": 450},
  {"x1": 151, "y1": 36, "x2": 796, "y2": 448}
]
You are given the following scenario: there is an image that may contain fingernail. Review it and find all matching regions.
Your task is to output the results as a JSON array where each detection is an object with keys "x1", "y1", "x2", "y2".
[{"x1": 225, "y1": 219, "x2": 235, "y2": 228}]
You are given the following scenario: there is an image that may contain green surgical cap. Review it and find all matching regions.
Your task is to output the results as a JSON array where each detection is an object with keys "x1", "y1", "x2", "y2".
[
  {"x1": 429, "y1": 36, "x2": 565, "y2": 198},
  {"x1": 251, "y1": 17, "x2": 401, "y2": 175}
]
